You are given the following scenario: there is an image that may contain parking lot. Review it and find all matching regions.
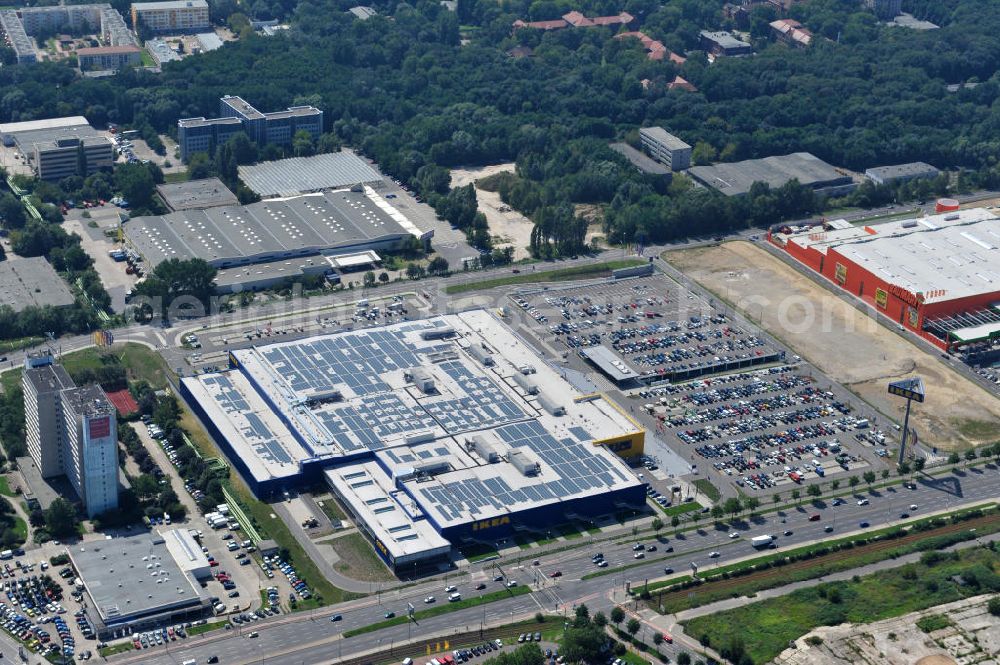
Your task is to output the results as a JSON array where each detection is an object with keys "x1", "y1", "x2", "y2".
[
  {"x1": 511, "y1": 276, "x2": 782, "y2": 384},
  {"x1": 953, "y1": 339, "x2": 1000, "y2": 393},
  {"x1": 633, "y1": 363, "x2": 888, "y2": 492},
  {"x1": 509, "y1": 274, "x2": 892, "y2": 495}
]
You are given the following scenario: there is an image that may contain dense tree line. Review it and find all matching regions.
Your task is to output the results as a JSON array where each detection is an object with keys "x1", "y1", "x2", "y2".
[{"x1": 0, "y1": 0, "x2": 997, "y2": 254}]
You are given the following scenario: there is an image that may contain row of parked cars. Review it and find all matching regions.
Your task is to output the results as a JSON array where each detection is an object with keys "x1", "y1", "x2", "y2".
[{"x1": 132, "y1": 624, "x2": 186, "y2": 649}]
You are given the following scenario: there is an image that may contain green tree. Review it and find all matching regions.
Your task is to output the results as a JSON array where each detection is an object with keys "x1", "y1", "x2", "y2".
[
  {"x1": 670, "y1": 515, "x2": 680, "y2": 533},
  {"x1": 427, "y1": 255, "x2": 449, "y2": 275},
  {"x1": 0, "y1": 194, "x2": 27, "y2": 230},
  {"x1": 988, "y1": 596, "x2": 1000, "y2": 617},
  {"x1": 363, "y1": 271, "x2": 376, "y2": 288},
  {"x1": 691, "y1": 141, "x2": 717, "y2": 165},
  {"x1": 723, "y1": 497, "x2": 742, "y2": 518},
  {"x1": 881, "y1": 469, "x2": 890, "y2": 480},
  {"x1": 710, "y1": 505, "x2": 724, "y2": 521},
  {"x1": 948, "y1": 452, "x2": 961, "y2": 465},
  {"x1": 898, "y1": 461, "x2": 911, "y2": 475},
  {"x1": 44, "y1": 498, "x2": 78, "y2": 539},
  {"x1": 677, "y1": 653, "x2": 691, "y2": 665},
  {"x1": 830, "y1": 480, "x2": 841, "y2": 490},
  {"x1": 744, "y1": 497, "x2": 760, "y2": 515},
  {"x1": 561, "y1": 622, "x2": 608, "y2": 663},
  {"x1": 378, "y1": 272, "x2": 389, "y2": 284},
  {"x1": 610, "y1": 606, "x2": 624, "y2": 629},
  {"x1": 653, "y1": 632, "x2": 664, "y2": 647},
  {"x1": 807, "y1": 484, "x2": 821, "y2": 499},
  {"x1": 132, "y1": 258, "x2": 218, "y2": 317},
  {"x1": 863, "y1": 470, "x2": 876, "y2": 487},
  {"x1": 593, "y1": 612, "x2": 607, "y2": 628},
  {"x1": 292, "y1": 130, "x2": 315, "y2": 157},
  {"x1": 791, "y1": 488, "x2": 801, "y2": 505},
  {"x1": 772, "y1": 493, "x2": 781, "y2": 505},
  {"x1": 113, "y1": 162, "x2": 155, "y2": 208},
  {"x1": 849, "y1": 476, "x2": 860, "y2": 489},
  {"x1": 651, "y1": 517, "x2": 663, "y2": 537},
  {"x1": 626, "y1": 618, "x2": 640, "y2": 638},
  {"x1": 965, "y1": 449, "x2": 978, "y2": 466}
]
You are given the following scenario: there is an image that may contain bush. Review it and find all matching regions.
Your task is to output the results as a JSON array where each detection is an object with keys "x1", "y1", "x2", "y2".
[
  {"x1": 805, "y1": 636, "x2": 823, "y2": 646},
  {"x1": 988, "y1": 596, "x2": 1000, "y2": 617}
]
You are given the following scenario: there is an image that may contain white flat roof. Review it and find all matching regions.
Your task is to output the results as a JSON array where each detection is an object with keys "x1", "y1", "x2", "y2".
[
  {"x1": 948, "y1": 320, "x2": 1000, "y2": 342},
  {"x1": 0, "y1": 116, "x2": 88, "y2": 135},
  {"x1": 184, "y1": 310, "x2": 644, "y2": 530},
  {"x1": 781, "y1": 208, "x2": 1000, "y2": 303},
  {"x1": 325, "y1": 462, "x2": 450, "y2": 564}
]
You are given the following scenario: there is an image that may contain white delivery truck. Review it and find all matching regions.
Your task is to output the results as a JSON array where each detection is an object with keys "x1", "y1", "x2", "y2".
[{"x1": 751, "y1": 535, "x2": 775, "y2": 548}]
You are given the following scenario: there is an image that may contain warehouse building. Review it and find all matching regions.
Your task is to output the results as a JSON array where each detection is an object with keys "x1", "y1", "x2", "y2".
[
  {"x1": 0, "y1": 116, "x2": 113, "y2": 181},
  {"x1": 770, "y1": 208, "x2": 1000, "y2": 349},
  {"x1": 639, "y1": 127, "x2": 691, "y2": 172},
  {"x1": 864, "y1": 162, "x2": 940, "y2": 186},
  {"x1": 181, "y1": 310, "x2": 646, "y2": 571},
  {"x1": 69, "y1": 531, "x2": 213, "y2": 639},
  {"x1": 123, "y1": 186, "x2": 430, "y2": 292},
  {"x1": 156, "y1": 177, "x2": 239, "y2": 211},
  {"x1": 130, "y1": 0, "x2": 209, "y2": 33},
  {"x1": 237, "y1": 150, "x2": 383, "y2": 198},
  {"x1": 0, "y1": 258, "x2": 75, "y2": 312},
  {"x1": 688, "y1": 152, "x2": 855, "y2": 198},
  {"x1": 178, "y1": 96, "x2": 323, "y2": 161}
]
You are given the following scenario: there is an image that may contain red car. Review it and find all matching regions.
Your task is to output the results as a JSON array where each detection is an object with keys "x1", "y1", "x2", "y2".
[{"x1": 662, "y1": 633, "x2": 673, "y2": 644}]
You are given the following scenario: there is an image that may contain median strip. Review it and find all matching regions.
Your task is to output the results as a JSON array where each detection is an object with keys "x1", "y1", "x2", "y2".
[{"x1": 343, "y1": 586, "x2": 531, "y2": 637}]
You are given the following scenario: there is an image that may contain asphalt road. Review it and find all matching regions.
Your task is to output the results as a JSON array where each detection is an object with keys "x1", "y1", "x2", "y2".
[{"x1": 113, "y1": 464, "x2": 999, "y2": 665}]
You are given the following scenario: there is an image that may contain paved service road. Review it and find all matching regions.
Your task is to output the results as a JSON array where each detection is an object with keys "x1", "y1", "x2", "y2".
[{"x1": 113, "y1": 465, "x2": 999, "y2": 665}]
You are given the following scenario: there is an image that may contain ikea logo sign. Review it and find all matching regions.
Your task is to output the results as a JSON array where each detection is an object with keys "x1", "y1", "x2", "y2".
[{"x1": 471, "y1": 516, "x2": 511, "y2": 532}]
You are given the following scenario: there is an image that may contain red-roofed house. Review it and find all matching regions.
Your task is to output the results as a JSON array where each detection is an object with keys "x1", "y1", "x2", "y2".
[
  {"x1": 770, "y1": 18, "x2": 812, "y2": 48},
  {"x1": 513, "y1": 10, "x2": 634, "y2": 31},
  {"x1": 562, "y1": 10, "x2": 594, "y2": 27},
  {"x1": 615, "y1": 31, "x2": 684, "y2": 64},
  {"x1": 668, "y1": 76, "x2": 698, "y2": 92},
  {"x1": 590, "y1": 11, "x2": 633, "y2": 26}
]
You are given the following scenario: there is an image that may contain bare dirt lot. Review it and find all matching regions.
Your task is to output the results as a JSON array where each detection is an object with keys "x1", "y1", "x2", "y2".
[
  {"x1": 665, "y1": 241, "x2": 1000, "y2": 450},
  {"x1": 450, "y1": 163, "x2": 532, "y2": 260}
]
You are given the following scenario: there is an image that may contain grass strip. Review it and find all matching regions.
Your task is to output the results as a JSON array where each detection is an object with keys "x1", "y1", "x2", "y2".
[
  {"x1": 445, "y1": 260, "x2": 646, "y2": 294},
  {"x1": 98, "y1": 642, "x2": 134, "y2": 657},
  {"x1": 343, "y1": 585, "x2": 532, "y2": 637},
  {"x1": 692, "y1": 479, "x2": 720, "y2": 502},
  {"x1": 188, "y1": 620, "x2": 228, "y2": 636},
  {"x1": 644, "y1": 505, "x2": 998, "y2": 614},
  {"x1": 681, "y1": 545, "x2": 1000, "y2": 664}
]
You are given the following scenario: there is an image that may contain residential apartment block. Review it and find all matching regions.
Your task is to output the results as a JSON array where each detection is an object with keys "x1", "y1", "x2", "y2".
[
  {"x1": 177, "y1": 95, "x2": 323, "y2": 161},
  {"x1": 76, "y1": 44, "x2": 142, "y2": 71},
  {"x1": 131, "y1": 0, "x2": 209, "y2": 33},
  {"x1": 639, "y1": 127, "x2": 692, "y2": 172},
  {"x1": 22, "y1": 355, "x2": 119, "y2": 518},
  {"x1": 0, "y1": 3, "x2": 135, "y2": 64}
]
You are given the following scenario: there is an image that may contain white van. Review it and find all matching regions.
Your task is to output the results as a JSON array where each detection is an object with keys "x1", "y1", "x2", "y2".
[
  {"x1": 0, "y1": 550, "x2": 12, "y2": 560},
  {"x1": 182, "y1": 660, "x2": 197, "y2": 665},
  {"x1": 448, "y1": 593, "x2": 462, "y2": 602},
  {"x1": 402, "y1": 659, "x2": 413, "y2": 665}
]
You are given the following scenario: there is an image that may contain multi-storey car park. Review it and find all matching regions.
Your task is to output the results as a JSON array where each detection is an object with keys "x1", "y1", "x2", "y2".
[{"x1": 181, "y1": 310, "x2": 647, "y2": 573}]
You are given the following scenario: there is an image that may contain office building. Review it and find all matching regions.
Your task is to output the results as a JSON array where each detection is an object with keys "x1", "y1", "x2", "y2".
[
  {"x1": 0, "y1": 116, "x2": 114, "y2": 180},
  {"x1": 771, "y1": 208, "x2": 1000, "y2": 349},
  {"x1": 177, "y1": 96, "x2": 323, "y2": 161},
  {"x1": 22, "y1": 355, "x2": 120, "y2": 518},
  {"x1": 639, "y1": 127, "x2": 691, "y2": 172},
  {"x1": 699, "y1": 30, "x2": 752, "y2": 57},
  {"x1": 130, "y1": 0, "x2": 209, "y2": 33},
  {"x1": 182, "y1": 310, "x2": 646, "y2": 572},
  {"x1": 76, "y1": 44, "x2": 142, "y2": 71},
  {"x1": 236, "y1": 150, "x2": 383, "y2": 198}
]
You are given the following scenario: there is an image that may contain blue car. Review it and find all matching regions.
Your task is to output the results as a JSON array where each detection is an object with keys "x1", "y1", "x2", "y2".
[{"x1": 859, "y1": 521, "x2": 870, "y2": 528}]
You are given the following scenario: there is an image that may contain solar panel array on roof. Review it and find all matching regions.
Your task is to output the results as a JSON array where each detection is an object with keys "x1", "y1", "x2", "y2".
[
  {"x1": 202, "y1": 375, "x2": 292, "y2": 465},
  {"x1": 417, "y1": 420, "x2": 629, "y2": 523}
]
